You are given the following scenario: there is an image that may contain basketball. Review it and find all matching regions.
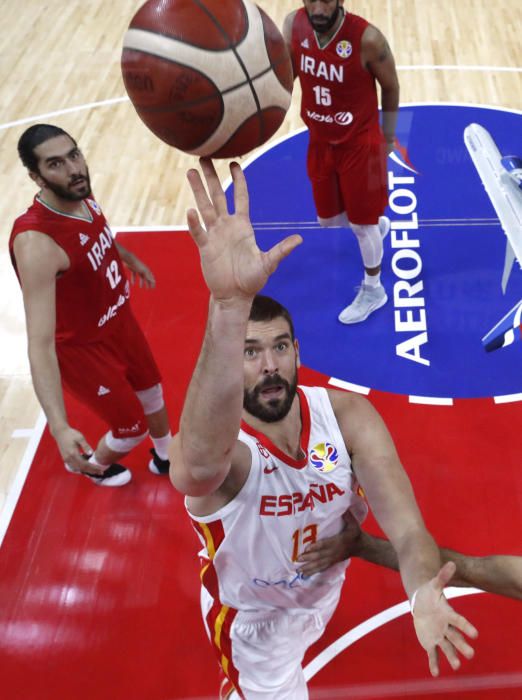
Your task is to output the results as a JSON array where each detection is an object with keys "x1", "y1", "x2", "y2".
[{"x1": 121, "y1": 0, "x2": 293, "y2": 158}]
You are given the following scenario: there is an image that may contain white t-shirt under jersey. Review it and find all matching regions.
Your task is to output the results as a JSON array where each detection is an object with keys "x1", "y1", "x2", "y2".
[{"x1": 187, "y1": 385, "x2": 368, "y2": 613}]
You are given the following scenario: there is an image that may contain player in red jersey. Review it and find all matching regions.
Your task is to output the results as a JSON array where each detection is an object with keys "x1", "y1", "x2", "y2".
[
  {"x1": 283, "y1": 0, "x2": 399, "y2": 323},
  {"x1": 9, "y1": 124, "x2": 172, "y2": 486}
]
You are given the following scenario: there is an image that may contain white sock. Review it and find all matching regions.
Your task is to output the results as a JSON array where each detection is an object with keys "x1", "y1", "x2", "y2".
[
  {"x1": 89, "y1": 454, "x2": 110, "y2": 469},
  {"x1": 364, "y1": 272, "x2": 381, "y2": 288},
  {"x1": 151, "y1": 432, "x2": 172, "y2": 461}
]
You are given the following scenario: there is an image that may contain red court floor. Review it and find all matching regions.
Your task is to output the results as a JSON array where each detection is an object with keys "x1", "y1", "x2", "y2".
[{"x1": 0, "y1": 231, "x2": 521, "y2": 699}]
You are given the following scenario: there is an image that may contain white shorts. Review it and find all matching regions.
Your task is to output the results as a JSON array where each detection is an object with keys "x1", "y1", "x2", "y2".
[{"x1": 202, "y1": 588, "x2": 340, "y2": 699}]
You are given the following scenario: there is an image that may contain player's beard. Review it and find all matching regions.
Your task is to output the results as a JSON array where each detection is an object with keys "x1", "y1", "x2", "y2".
[
  {"x1": 40, "y1": 167, "x2": 92, "y2": 201},
  {"x1": 306, "y1": 1, "x2": 341, "y2": 34},
  {"x1": 244, "y1": 370, "x2": 298, "y2": 423}
]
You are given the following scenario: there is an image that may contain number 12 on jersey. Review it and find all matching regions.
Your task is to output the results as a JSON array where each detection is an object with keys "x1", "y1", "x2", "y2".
[
  {"x1": 106, "y1": 260, "x2": 122, "y2": 289},
  {"x1": 291, "y1": 524, "x2": 318, "y2": 562}
]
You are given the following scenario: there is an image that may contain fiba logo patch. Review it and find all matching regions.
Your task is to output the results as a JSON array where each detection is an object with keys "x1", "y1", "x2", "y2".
[
  {"x1": 310, "y1": 442, "x2": 339, "y2": 473},
  {"x1": 336, "y1": 40, "x2": 352, "y2": 58}
]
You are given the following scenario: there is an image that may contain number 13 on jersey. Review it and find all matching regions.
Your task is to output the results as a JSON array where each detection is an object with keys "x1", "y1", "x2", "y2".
[{"x1": 291, "y1": 524, "x2": 318, "y2": 561}]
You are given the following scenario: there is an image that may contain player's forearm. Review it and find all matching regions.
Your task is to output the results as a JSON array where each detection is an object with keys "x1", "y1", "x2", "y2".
[
  {"x1": 394, "y1": 530, "x2": 442, "y2": 601},
  {"x1": 354, "y1": 531, "x2": 400, "y2": 569},
  {"x1": 28, "y1": 341, "x2": 69, "y2": 434},
  {"x1": 380, "y1": 87, "x2": 399, "y2": 144},
  {"x1": 439, "y1": 548, "x2": 522, "y2": 601},
  {"x1": 115, "y1": 242, "x2": 137, "y2": 266},
  {"x1": 357, "y1": 529, "x2": 441, "y2": 597},
  {"x1": 178, "y1": 296, "x2": 251, "y2": 473}
]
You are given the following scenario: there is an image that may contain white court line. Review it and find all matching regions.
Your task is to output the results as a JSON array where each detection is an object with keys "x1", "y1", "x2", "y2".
[
  {"x1": 0, "y1": 411, "x2": 47, "y2": 548},
  {"x1": 494, "y1": 392, "x2": 522, "y2": 404},
  {"x1": 111, "y1": 224, "x2": 187, "y2": 233},
  {"x1": 304, "y1": 586, "x2": 483, "y2": 681},
  {"x1": 328, "y1": 377, "x2": 371, "y2": 395},
  {"x1": 409, "y1": 395, "x2": 454, "y2": 406},
  {"x1": 0, "y1": 97, "x2": 129, "y2": 131},
  {"x1": 11, "y1": 428, "x2": 34, "y2": 438}
]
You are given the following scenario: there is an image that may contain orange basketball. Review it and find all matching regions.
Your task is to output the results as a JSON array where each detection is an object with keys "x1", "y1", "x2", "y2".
[{"x1": 121, "y1": 0, "x2": 293, "y2": 158}]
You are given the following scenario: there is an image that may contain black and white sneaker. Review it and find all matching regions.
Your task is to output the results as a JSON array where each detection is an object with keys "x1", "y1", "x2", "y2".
[
  {"x1": 148, "y1": 448, "x2": 170, "y2": 475},
  {"x1": 65, "y1": 460, "x2": 132, "y2": 486}
]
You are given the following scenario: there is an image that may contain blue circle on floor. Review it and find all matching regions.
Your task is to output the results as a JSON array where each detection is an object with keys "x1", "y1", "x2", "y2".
[{"x1": 228, "y1": 105, "x2": 522, "y2": 398}]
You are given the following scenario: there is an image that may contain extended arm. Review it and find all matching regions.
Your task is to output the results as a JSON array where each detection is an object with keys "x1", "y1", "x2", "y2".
[
  {"x1": 362, "y1": 25, "x2": 400, "y2": 153},
  {"x1": 13, "y1": 231, "x2": 92, "y2": 470},
  {"x1": 330, "y1": 390, "x2": 477, "y2": 676},
  {"x1": 299, "y1": 514, "x2": 522, "y2": 601},
  {"x1": 169, "y1": 160, "x2": 301, "y2": 498}
]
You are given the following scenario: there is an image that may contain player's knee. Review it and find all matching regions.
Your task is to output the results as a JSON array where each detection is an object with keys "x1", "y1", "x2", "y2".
[
  {"x1": 318, "y1": 212, "x2": 349, "y2": 228},
  {"x1": 136, "y1": 383, "x2": 164, "y2": 415},
  {"x1": 104, "y1": 429, "x2": 149, "y2": 453},
  {"x1": 350, "y1": 223, "x2": 383, "y2": 268}
]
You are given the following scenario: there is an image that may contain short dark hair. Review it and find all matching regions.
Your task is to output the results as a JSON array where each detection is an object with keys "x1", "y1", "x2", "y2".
[
  {"x1": 248, "y1": 295, "x2": 295, "y2": 340},
  {"x1": 17, "y1": 124, "x2": 76, "y2": 172}
]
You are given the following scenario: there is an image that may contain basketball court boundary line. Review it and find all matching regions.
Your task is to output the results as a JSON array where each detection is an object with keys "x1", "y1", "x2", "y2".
[{"x1": 0, "y1": 410, "x2": 46, "y2": 547}]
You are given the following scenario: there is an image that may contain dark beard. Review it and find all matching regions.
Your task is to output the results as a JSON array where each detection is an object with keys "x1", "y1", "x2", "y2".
[
  {"x1": 243, "y1": 371, "x2": 298, "y2": 423},
  {"x1": 306, "y1": 2, "x2": 341, "y2": 34},
  {"x1": 40, "y1": 168, "x2": 92, "y2": 201}
]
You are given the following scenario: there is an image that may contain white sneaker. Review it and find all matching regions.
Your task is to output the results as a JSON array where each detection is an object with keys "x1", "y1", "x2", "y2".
[
  {"x1": 379, "y1": 215, "x2": 391, "y2": 240},
  {"x1": 338, "y1": 283, "x2": 388, "y2": 324},
  {"x1": 65, "y1": 461, "x2": 132, "y2": 486}
]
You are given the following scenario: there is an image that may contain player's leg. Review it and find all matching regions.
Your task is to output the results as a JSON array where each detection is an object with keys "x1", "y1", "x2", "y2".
[
  {"x1": 58, "y1": 341, "x2": 149, "y2": 485},
  {"x1": 136, "y1": 385, "x2": 171, "y2": 474},
  {"x1": 119, "y1": 314, "x2": 172, "y2": 475},
  {"x1": 307, "y1": 139, "x2": 346, "y2": 226},
  {"x1": 227, "y1": 612, "x2": 318, "y2": 698},
  {"x1": 337, "y1": 140, "x2": 389, "y2": 323}
]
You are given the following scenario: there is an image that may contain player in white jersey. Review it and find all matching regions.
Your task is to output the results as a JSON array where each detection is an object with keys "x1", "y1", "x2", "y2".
[{"x1": 169, "y1": 160, "x2": 478, "y2": 699}]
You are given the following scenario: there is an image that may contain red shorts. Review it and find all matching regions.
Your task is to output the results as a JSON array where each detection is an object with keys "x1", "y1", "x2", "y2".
[
  {"x1": 57, "y1": 311, "x2": 162, "y2": 438},
  {"x1": 307, "y1": 138, "x2": 388, "y2": 224}
]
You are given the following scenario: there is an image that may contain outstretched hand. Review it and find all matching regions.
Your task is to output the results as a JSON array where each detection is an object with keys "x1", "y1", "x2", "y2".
[
  {"x1": 186, "y1": 159, "x2": 302, "y2": 301},
  {"x1": 412, "y1": 561, "x2": 478, "y2": 677}
]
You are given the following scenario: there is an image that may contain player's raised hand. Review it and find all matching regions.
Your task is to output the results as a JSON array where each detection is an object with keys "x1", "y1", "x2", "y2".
[
  {"x1": 186, "y1": 159, "x2": 302, "y2": 301},
  {"x1": 412, "y1": 561, "x2": 478, "y2": 677}
]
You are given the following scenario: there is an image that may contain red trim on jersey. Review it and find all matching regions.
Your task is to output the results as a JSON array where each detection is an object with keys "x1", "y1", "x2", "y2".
[
  {"x1": 190, "y1": 519, "x2": 244, "y2": 698},
  {"x1": 240, "y1": 387, "x2": 311, "y2": 469}
]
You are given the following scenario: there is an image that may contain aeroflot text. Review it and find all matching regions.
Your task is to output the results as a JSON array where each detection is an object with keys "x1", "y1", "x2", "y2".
[{"x1": 388, "y1": 171, "x2": 430, "y2": 366}]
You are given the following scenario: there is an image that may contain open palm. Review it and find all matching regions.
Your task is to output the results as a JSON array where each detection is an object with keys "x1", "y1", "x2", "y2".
[{"x1": 186, "y1": 160, "x2": 302, "y2": 300}]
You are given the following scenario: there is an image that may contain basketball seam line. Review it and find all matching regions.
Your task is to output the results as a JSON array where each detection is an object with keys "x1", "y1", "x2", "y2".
[{"x1": 191, "y1": 0, "x2": 265, "y2": 144}]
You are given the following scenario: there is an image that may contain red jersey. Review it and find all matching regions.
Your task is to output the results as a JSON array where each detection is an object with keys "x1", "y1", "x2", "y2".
[
  {"x1": 9, "y1": 196, "x2": 131, "y2": 344},
  {"x1": 291, "y1": 9, "x2": 381, "y2": 145}
]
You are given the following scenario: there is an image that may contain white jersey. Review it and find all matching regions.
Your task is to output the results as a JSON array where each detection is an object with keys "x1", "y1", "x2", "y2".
[{"x1": 187, "y1": 386, "x2": 368, "y2": 615}]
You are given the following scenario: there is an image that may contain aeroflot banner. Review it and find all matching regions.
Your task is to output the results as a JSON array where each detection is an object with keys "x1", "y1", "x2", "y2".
[{"x1": 234, "y1": 105, "x2": 522, "y2": 399}]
